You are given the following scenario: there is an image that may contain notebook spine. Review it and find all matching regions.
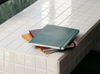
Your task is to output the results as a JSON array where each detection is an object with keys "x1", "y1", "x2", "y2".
[{"x1": 60, "y1": 30, "x2": 79, "y2": 50}]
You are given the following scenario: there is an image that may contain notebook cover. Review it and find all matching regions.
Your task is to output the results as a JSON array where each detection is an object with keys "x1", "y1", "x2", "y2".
[
  {"x1": 21, "y1": 32, "x2": 55, "y2": 54},
  {"x1": 29, "y1": 29, "x2": 53, "y2": 51},
  {"x1": 29, "y1": 29, "x2": 41, "y2": 37},
  {"x1": 21, "y1": 33, "x2": 33, "y2": 42},
  {"x1": 29, "y1": 28, "x2": 78, "y2": 51},
  {"x1": 29, "y1": 25, "x2": 79, "y2": 50},
  {"x1": 35, "y1": 46, "x2": 57, "y2": 54}
]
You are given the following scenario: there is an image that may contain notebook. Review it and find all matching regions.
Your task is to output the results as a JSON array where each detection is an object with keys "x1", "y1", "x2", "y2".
[
  {"x1": 29, "y1": 29, "x2": 41, "y2": 37},
  {"x1": 29, "y1": 29, "x2": 78, "y2": 51},
  {"x1": 21, "y1": 33, "x2": 55, "y2": 54},
  {"x1": 21, "y1": 33, "x2": 33, "y2": 42},
  {"x1": 29, "y1": 25, "x2": 79, "y2": 50}
]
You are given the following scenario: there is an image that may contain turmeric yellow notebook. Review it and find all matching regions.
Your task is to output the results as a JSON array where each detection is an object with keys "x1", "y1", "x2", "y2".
[
  {"x1": 21, "y1": 33, "x2": 56, "y2": 54},
  {"x1": 22, "y1": 33, "x2": 33, "y2": 42}
]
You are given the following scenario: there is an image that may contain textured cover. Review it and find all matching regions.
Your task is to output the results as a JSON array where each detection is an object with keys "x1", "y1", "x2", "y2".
[
  {"x1": 29, "y1": 29, "x2": 54, "y2": 51},
  {"x1": 21, "y1": 33, "x2": 56, "y2": 54},
  {"x1": 29, "y1": 25, "x2": 79, "y2": 50},
  {"x1": 29, "y1": 29, "x2": 78, "y2": 51},
  {"x1": 21, "y1": 33, "x2": 33, "y2": 42},
  {"x1": 29, "y1": 29, "x2": 41, "y2": 37}
]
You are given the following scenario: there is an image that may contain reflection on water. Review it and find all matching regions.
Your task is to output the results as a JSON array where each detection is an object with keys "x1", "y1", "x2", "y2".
[{"x1": 0, "y1": 0, "x2": 37, "y2": 25}]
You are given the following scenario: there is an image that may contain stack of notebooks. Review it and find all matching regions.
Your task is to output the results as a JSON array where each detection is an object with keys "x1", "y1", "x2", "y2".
[{"x1": 22, "y1": 25, "x2": 79, "y2": 54}]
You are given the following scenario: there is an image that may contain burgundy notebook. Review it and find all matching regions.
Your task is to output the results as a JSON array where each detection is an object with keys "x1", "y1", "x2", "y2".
[{"x1": 29, "y1": 29, "x2": 41, "y2": 37}]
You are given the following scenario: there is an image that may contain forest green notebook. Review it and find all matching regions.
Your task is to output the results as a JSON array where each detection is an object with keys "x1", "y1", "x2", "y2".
[{"x1": 29, "y1": 25, "x2": 79, "y2": 50}]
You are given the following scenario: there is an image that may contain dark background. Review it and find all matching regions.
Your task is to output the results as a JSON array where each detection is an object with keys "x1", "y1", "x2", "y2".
[
  {"x1": 71, "y1": 50, "x2": 100, "y2": 74},
  {"x1": 0, "y1": 0, "x2": 8, "y2": 5}
]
